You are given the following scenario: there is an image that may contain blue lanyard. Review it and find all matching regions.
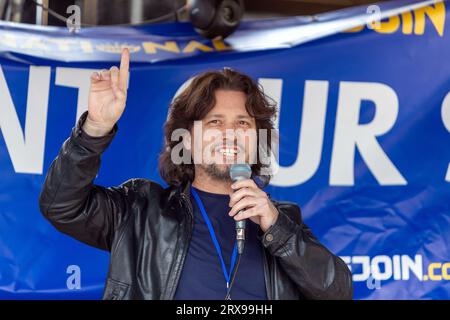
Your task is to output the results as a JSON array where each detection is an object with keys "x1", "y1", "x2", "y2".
[{"x1": 190, "y1": 186, "x2": 238, "y2": 289}]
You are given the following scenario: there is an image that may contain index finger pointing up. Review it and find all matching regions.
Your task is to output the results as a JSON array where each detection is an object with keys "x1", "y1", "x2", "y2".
[{"x1": 119, "y1": 48, "x2": 130, "y2": 91}]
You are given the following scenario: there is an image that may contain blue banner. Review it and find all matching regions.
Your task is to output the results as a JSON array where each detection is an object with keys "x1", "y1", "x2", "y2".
[{"x1": 0, "y1": 0, "x2": 449, "y2": 299}]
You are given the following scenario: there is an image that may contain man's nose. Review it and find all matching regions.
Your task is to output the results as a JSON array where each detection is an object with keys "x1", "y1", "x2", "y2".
[{"x1": 219, "y1": 125, "x2": 239, "y2": 140}]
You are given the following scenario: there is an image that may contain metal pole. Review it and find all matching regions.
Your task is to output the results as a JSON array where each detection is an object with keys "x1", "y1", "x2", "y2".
[
  {"x1": 131, "y1": 0, "x2": 143, "y2": 24},
  {"x1": 35, "y1": 0, "x2": 48, "y2": 25},
  {"x1": 82, "y1": 0, "x2": 97, "y2": 25},
  {"x1": 41, "y1": 0, "x2": 48, "y2": 25}
]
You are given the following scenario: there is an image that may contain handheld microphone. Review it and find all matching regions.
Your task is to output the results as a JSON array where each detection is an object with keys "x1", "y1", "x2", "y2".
[{"x1": 229, "y1": 164, "x2": 252, "y2": 255}]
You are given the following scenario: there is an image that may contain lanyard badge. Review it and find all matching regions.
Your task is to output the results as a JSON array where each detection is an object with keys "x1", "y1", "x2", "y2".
[{"x1": 190, "y1": 187, "x2": 238, "y2": 295}]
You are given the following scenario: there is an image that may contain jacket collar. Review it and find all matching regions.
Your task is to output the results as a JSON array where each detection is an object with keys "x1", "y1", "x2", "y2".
[{"x1": 164, "y1": 180, "x2": 193, "y2": 220}]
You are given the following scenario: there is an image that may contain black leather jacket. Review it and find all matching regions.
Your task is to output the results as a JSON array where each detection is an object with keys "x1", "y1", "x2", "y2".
[{"x1": 39, "y1": 112, "x2": 353, "y2": 300}]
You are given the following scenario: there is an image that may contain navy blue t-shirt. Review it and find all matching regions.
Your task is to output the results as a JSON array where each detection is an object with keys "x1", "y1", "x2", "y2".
[{"x1": 174, "y1": 187, "x2": 268, "y2": 300}]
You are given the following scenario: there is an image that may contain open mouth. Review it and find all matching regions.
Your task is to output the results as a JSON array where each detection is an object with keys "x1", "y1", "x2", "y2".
[
  {"x1": 218, "y1": 147, "x2": 239, "y2": 157},
  {"x1": 212, "y1": 144, "x2": 244, "y2": 160}
]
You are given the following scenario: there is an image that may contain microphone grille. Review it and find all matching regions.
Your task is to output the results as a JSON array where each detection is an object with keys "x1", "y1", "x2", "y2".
[{"x1": 230, "y1": 164, "x2": 252, "y2": 182}]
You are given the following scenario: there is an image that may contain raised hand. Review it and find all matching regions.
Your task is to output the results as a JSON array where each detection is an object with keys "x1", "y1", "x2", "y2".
[{"x1": 82, "y1": 48, "x2": 130, "y2": 137}]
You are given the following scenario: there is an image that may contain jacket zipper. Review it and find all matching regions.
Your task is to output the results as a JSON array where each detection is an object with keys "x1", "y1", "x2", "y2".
[
  {"x1": 261, "y1": 245, "x2": 273, "y2": 300},
  {"x1": 166, "y1": 193, "x2": 194, "y2": 299}
]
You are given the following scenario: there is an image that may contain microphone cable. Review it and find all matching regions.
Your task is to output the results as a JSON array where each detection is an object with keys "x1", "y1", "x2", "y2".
[{"x1": 224, "y1": 252, "x2": 242, "y2": 300}]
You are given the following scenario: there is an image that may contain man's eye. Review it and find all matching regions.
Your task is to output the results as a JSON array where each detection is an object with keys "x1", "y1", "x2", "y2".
[
  {"x1": 209, "y1": 120, "x2": 220, "y2": 124},
  {"x1": 239, "y1": 120, "x2": 250, "y2": 126}
]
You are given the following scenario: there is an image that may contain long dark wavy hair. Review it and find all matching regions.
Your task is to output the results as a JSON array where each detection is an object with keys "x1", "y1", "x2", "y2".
[{"x1": 158, "y1": 68, "x2": 277, "y2": 187}]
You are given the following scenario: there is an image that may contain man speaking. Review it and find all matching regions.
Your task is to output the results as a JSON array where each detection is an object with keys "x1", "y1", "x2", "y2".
[{"x1": 39, "y1": 48, "x2": 353, "y2": 300}]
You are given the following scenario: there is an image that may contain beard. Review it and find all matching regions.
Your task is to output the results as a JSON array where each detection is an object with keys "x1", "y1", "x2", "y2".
[{"x1": 201, "y1": 163, "x2": 232, "y2": 182}]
